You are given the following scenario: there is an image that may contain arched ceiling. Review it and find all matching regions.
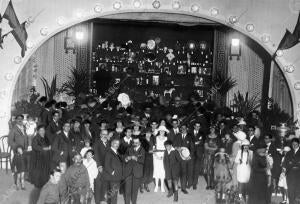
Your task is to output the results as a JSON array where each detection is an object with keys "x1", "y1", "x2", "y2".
[{"x1": 0, "y1": 0, "x2": 300, "y2": 134}]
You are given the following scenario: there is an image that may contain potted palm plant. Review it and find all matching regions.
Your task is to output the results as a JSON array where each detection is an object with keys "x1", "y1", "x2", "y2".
[
  {"x1": 231, "y1": 91, "x2": 261, "y2": 118},
  {"x1": 212, "y1": 71, "x2": 237, "y2": 107},
  {"x1": 59, "y1": 66, "x2": 90, "y2": 105},
  {"x1": 41, "y1": 75, "x2": 57, "y2": 100}
]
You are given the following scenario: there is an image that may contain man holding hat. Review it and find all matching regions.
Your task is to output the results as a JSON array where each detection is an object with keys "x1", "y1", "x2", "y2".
[
  {"x1": 173, "y1": 124, "x2": 194, "y2": 194},
  {"x1": 164, "y1": 140, "x2": 181, "y2": 202}
]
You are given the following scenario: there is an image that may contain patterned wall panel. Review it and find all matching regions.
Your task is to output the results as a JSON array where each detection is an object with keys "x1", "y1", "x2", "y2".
[
  {"x1": 54, "y1": 29, "x2": 76, "y2": 89},
  {"x1": 213, "y1": 28, "x2": 228, "y2": 77},
  {"x1": 227, "y1": 33, "x2": 265, "y2": 107}
]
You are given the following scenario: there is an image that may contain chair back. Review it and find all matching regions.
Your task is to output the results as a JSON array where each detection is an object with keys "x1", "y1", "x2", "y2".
[{"x1": 0, "y1": 136, "x2": 11, "y2": 154}]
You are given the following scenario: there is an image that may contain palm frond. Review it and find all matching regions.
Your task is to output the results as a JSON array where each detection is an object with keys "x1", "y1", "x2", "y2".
[
  {"x1": 212, "y1": 71, "x2": 237, "y2": 97},
  {"x1": 60, "y1": 67, "x2": 89, "y2": 97},
  {"x1": 40, "y1": 75, "x2": 57, "y2": 100},
  {"x1": 231, "y1": 91, "x2": 261, "y2": 117}
]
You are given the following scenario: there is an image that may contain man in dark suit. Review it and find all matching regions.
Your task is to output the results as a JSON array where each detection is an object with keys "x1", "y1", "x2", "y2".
[
  {"x1": 8, "y1": 115, "x2": 30, "y2": 173},
  {"x1": 124, "y1": 137, "x2": 145, "y2": 204},
  {"x1": 46, "y1": 111, "x2": 61, "y2": 145},
  {"x1": 247, "y1": 126, "x2": 258, "y2": 151},
  {"x1": 8, "y1": 115, "x2": 28, "y2": 153},
  {"x1": 168, "y1": 119, "x2": 180, "y2": 142},
  {"x1": 282, "y1": 138, "x2": 300, "y2": 204},
  {"x1": 103, "y1": 138, "x2": 123, "y2": 204},
  {"x1": 173, "y1": 124, "x2": 194, "y2": 194},
  {"x1": 51, "y1": 121, "x2": 75, "y2": 168},
  {"x1": 93, "y1": 129, "x2": 109, "y2": 204},
  {"x1": 118, "y1": 128, "x2": 133, "y2": 156},
  {"x1": 40, "y1": 101, "x2": 54, "y2": 128},
  {"x1": 189, "y1": 121, "x2": 205, "y2": 189},
  {"x1": 163, "y1": 140, "x2": 181, "y2": 202}
]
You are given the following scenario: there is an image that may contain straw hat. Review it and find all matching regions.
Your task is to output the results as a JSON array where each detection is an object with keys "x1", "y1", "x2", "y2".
[{"x1": 179, "y1": 147, "x2": 190, "y2": 160}]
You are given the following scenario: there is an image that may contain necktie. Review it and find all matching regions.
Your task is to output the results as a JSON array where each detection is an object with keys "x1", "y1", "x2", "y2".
[{"x1": 182, "y1": 134, "x2": 185, "y2": 139}]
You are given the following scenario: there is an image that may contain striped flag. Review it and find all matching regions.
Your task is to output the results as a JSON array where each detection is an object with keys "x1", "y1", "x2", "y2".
[{"x1": 2, "y1": 0, "x2": 28, "y2": 57}]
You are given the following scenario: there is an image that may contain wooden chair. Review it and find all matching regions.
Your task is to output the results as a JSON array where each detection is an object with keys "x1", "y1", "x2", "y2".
[{"x1": 0, "y1": 136, "x2": 12, "y2": 173}]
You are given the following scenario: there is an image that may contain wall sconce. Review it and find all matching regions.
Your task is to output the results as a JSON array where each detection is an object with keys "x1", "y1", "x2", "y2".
[
  {"x1": 229, "y1": 38, "x2": 241, "y2": 60},
  {"x1": 64, "y1": 30, "x2": 75, "y2": 54}
]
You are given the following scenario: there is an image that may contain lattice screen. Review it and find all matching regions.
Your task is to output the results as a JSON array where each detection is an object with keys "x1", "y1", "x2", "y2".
[{"x1": 227, "y1": 33, "x2": 264, "y2": 108}]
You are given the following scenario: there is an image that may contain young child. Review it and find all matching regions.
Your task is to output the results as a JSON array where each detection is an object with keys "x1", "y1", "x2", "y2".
[
  {"x1": 234, "y1": 139, "x2": 253, "y2": 201},
  {"x1": 214, "y1": 148, "x2": 232, "y2": 202},
  {"x1": 80, "y1": 139, "x2": 92, "y2": 158},
  {"x1": 278, "y1": 146, "x2": 290, "y2": 204},
  {"x1": 11, "y1": 145, "x2": 27, "y2": 190},
  {"x1": 163, "y1": 140, "x2": 181, "y2": 202},
  {"x1": 83, "y1": 149, "x2": 98, "y2": 204}
]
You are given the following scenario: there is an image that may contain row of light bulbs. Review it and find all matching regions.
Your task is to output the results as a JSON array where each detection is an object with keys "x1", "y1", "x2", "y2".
[{"x1": 9, "y1": 0, "x2": 297, "y2": 88}]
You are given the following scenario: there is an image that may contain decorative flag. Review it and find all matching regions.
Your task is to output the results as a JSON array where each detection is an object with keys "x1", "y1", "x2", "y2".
[
  {"x1": 292, "y1": 12, "x2": 300, "y2": 38},
  {"x1": 277, "y1": 29, "x2": 299, "y2": 50},
  {"x1": 2, "y1": 0, "x2": 28, "y2": 57}
]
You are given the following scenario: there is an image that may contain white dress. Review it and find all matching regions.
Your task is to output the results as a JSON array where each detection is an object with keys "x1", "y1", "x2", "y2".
[
  {"x1": 153, "y1": 136, "x2": 167, "y2": 179},
  {"x1": 83, "y1": 158, "x2": 98, "y2": 191},
  {"x1": 235, "y1": 150, "x2": 252, "y2": 183}
]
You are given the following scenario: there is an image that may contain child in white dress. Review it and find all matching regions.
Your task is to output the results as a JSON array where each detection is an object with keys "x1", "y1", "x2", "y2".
[
  {"x1": 83, "y1": 149, "x2": 98, "y2": 204},
  {"x1": 234, "y1": 139, "x2": 253, "y2": 201}
]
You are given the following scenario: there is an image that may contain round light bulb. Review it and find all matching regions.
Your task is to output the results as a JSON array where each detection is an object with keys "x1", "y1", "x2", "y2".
[
  {"x1": 261, "y1": 34, "x2": 270, "y2": 43},
  {"x1": 5, "y1": 73, "x2": 14, "y2": 81},
  {"x1": 295, "y1": 82, "x2": 300, "y2": 90},
  {"x1": 210, "y1": 8, "x2": 219, "y2": 16},
  {"x1": 246, "y1": 24, "x2": 254, "y2": 32},
  {"x1": 191, "y1": 4, "x2": 199, "y2": 12},
  {"x1": 57, "y1": 16, "x2": 66, "y2": 25},
  {"x1": 113, "y1": 2, "x2": 122, "y2": 10},
  {"x1": 276, "y1": 50, "x2": 284, "y2": 57},
  {"x1": 284, "y1": 65, "x2": 295, "y2": 73},
  {"x1": 229, "y1": 16, "x2": 238, "y2": 24},
  {"x1": 173, "y1": 1, "x2": 180, "y2": 10},
  {"x1": 40, "y1": 27, "x2": 48, "y2": 36},
  {"x1": 152, "y1": 1, "x2": 160, "y2": 9},
  {"x1": 14, "y1": 56, "x2": 22, "y2": 64},
  {"x1": 133, "y1": 0, "x2": 141, "y2": 8},
  {"x1": 94, "y1": 5, "x2": 102, "y2": 13}
]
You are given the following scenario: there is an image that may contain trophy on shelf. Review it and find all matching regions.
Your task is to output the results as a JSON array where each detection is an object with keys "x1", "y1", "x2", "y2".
[{"x1": 153, "y1": 75, "x2": 159, "y2": 86}]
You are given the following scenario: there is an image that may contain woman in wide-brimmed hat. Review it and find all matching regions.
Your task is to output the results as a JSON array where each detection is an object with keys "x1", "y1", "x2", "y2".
[{"x1": 152, "y1": 125, "x2": 169, "y2": 192}]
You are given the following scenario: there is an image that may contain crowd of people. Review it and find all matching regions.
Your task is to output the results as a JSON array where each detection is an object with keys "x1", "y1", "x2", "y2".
[{"x1": 7, "y1": 95, "x2": 300, "y2": 204}]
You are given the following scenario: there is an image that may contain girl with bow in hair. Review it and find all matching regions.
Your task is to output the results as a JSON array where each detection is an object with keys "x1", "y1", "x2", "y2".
[{"x1": 234, "y1": 139, "x2": 253, "y2": 201}]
